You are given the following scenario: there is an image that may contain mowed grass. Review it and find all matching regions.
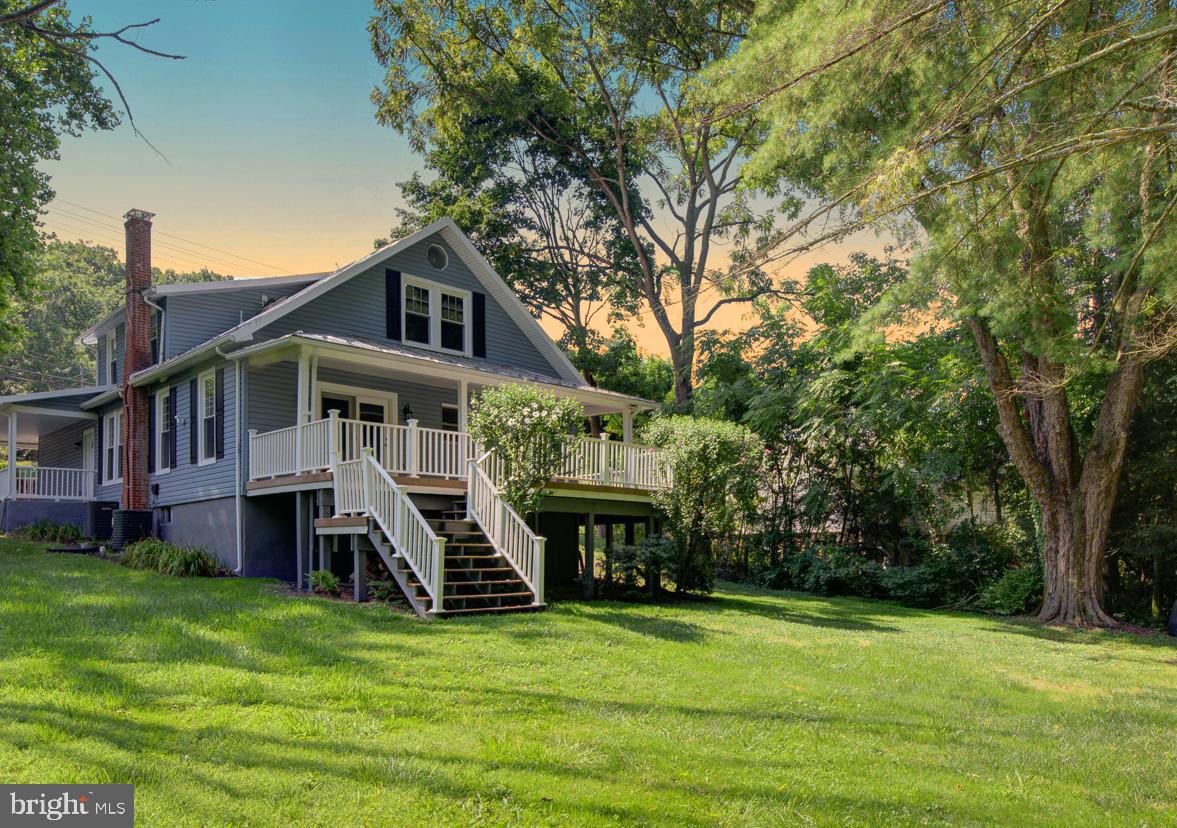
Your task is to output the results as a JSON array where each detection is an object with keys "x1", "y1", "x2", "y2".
[{"x1": 0, "y1": 539, "x2": 1175, "y2": 826}]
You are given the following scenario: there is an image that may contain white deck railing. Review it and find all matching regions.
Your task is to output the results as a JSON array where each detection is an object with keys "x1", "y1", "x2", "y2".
[
  {"x1": 249, "y1": 414, "x2": 667, "y2": 492},
  {"x1": 1, "y1": 466, "x2": 94, "y2": 501},
  {"x1": 333, "y1": 452, "x2": 445, "y2": 610},
  {"x1": 467, "y1": 451, "x2": 544, "y2": 604},
  {"x1": 554, "y1": 435, "x2": 668, "y2": 490}
]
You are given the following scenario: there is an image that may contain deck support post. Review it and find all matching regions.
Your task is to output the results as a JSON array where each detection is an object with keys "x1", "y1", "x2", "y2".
[
  {"x1": 295, "y1": 490, "x2": 305, "y2": 590},
  {"x1": 583, "y1": 511, "x2": 596, "y2": 599},
  {"x1": 604, "y1": 522, "x2": 614, "y2": 586},
  {"x1": 353, "y1": 542, "x2": 368, "y2": 602},
  {"x1": 622, "y1": 408, "x2": 634, "y2": 443}
]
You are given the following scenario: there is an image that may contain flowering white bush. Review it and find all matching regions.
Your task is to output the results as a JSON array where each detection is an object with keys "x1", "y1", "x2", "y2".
[{"x1": 468, "y1": 384, "x2": 584, "y2": 515}]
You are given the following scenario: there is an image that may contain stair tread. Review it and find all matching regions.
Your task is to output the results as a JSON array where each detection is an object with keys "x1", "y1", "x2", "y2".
[
  {"x1": 443, "y1": 591, "x2": 534, "y2": 600},
  {"x1": 435, "y1": 603, "x2": 541, "y2": 616}
]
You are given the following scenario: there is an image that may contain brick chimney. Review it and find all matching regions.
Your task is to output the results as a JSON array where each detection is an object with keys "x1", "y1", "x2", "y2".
[{"x1": 118, "y1": 209, "x2": 154, "y2": 527}]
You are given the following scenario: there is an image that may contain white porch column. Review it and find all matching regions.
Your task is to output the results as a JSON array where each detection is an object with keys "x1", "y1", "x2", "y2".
[
  {"x1": 296, "y1": 347, "x2": 312, "y2": 425},
  {"x1": 295, "y1": 347, "x2": 310, "y2": 473},
  {"x1": 622, "y1": 408, "x2": 634, "y2": 444},
  {"x1": 5, "y1": 410, "x2": 15, "y2": 499},
  {"x1": 458, "y1": 380, "x2": 469, "y2": 432}
]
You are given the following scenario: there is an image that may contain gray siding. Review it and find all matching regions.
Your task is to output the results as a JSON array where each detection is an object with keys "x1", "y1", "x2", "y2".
[
  {"x1": 245, "y1": 362, "x2": 297, "y2": 433},
  {"x1": 164, "y1": 283, "x2": 308, "y2": 358},
  {"x1": 38, "y1": 421, "x2": 89, "y2": 469},
  {"x1": 149, "y1": 357, "x2": 239, "y2": 506},
  {"x1": 317, "y1": 367, "x2": 457, "y2": 430},
  {"x1": 256, "y1": 232, "x2": 561, "y2": 378}
]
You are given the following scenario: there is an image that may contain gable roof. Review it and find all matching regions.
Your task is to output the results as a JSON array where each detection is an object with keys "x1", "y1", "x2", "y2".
[
  {"x1": 127, "y1": 218, "x2": 588, "y2": 389},
  {"x1": 215, "y1": 217, "x2": 585, "y2": 385},
  {"x1": 76, "y1": 273, "x2": 328, "y2": 346},
  {"x1": 228, "y1": 333, "x2": 659, "y2": 413}
]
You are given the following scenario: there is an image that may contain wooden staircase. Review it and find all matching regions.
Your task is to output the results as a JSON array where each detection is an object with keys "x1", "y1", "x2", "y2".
[{"x1": 363, "y1": 497, "x2": 541, "y2": 618}]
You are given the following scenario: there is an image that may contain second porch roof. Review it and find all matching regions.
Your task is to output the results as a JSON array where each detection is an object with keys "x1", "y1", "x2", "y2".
[{"x1": 226, "y1": 332, "x2": 661, "y2": 417}]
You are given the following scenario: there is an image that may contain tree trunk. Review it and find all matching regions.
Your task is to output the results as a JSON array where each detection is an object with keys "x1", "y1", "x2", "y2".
[
  {"x1": 966, "y1": 316, "x2": 1145, "y2": 628},
  {"x1": 1035, "y1": 487, "x2": 1117, "y2": 626}
]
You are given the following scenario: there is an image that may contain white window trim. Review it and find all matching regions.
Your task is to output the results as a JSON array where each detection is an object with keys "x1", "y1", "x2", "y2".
[
  {"x1": 155, "y1": 385, "x2": 172, "y2": 475},
  {"x1": 401, "y1": 274, "x2": 472, "y2": 357},
  {"x1": 103, "y1": 408, "x2": 123, "y2": 485},
  {"x1": 198, "y1": 369, "x2": 217, "y2": 466},
  {"x1": 317, "y1": 382, "x2": 398, "y2": 425},
  {"x1": 104, "y1": 329, "x2": 117, "y2": 384}
]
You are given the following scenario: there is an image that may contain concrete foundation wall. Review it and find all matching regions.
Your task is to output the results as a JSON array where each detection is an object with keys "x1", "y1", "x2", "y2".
[
  {"x1": 156, "y1": 495, "x2": 296, "y2": 580},
  {"x1": 158, "y1": 497, "x2": 237, "y2": 570},
  {"x1": 1, "y1": 500, "x2": 88, "y2": 534}
]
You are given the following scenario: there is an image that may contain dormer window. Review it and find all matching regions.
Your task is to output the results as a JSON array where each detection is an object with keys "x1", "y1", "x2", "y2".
[{"x1": 401, "y1": 276, "x2": 471, "y2": 355}]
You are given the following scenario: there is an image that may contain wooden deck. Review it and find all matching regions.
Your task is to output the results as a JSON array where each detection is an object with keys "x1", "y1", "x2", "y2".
[{"x1": 248, "y1": 468, "x2": 655, "y2": 502}]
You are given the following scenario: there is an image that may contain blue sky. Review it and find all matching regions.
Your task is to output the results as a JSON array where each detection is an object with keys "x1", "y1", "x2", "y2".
[{"x1": 45, "y1": 0, "x2": 413, "y2": 276}]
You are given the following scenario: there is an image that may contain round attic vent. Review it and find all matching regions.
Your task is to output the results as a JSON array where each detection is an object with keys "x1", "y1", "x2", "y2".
[{"x1": 427, "y1": 244, "x2": 448, "y2": 270}]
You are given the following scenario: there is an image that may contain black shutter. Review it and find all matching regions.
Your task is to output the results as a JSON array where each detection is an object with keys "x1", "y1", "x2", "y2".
[
  {"x1": 472, "y1": 291, "x2": 487, "y2": 358},
  {"x1": 189, "y1": 378, "x2": 198, "y2": 464},
  {"x1": 96, "y1": 416, "x2": 104, "y2": 480},
  {"x1": 215, "y1": 367, "x2": 226, "y2": 460},
  {"x1": 147, "y1": 392, "x2": 156, "y2": 473},
  {"x1": 168, "y1": 389, "x2": 177, "y2": 469},
  {"x1": 386, "y1": 269, "x2": 402, "y2": 340}
]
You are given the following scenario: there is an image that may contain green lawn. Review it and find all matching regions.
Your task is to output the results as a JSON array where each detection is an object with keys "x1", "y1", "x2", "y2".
[{"x1": 0, "y1": 539, "x2": 1174, "y2": 826}]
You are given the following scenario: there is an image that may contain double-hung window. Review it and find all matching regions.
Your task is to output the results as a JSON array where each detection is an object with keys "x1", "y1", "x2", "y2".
[
  {"x1": 402, "y1": 277, "x2": 470, "y2": 355},
  {"x1": 156, "y1": 386, "x2": 173, "y2": 473},
  {"x1": 103, "y1": 409, "x2": 123, "y2": 484},
  {"x1": 404, "y1": 284, "x2": 431, "y2": 345},
  {"x1": 105, "y1": 329, "x2": 117, "y2": 384},
  {"x1": 199, "y1": 370, "x2": 217, "y2": 464}
]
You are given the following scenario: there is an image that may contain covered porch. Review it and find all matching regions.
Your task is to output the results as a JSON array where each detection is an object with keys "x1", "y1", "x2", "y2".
[
  {"x1": 236, "y1": 334, "x2": 667, "y2": 495},
  {"x1": 0, "y1": 389, "x2": 107, "y2": 534}
]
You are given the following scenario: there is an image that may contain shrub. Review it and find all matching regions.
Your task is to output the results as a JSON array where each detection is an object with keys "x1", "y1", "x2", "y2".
[
  {"x1": 119, "y1": 538, "x2": 224, "y2": 577},
  {"x1": 467, "y1": 384, "x2": 585, "y2": 515},
  {"x1": 18, "y1": 520, "x2": 85, "y2": 544},
  {"x1": 369, "y1": 579, "x2": 400, "y2": 603},
  {"x1": 310, "y1": 569, "x2": 341, "y2": 595},
  {"x1": 644, "y1": 416, "x2": 763, "y2": 595},
  {"x1": 794, "y1": 545, "x2": 885, "y2": 597},
  {"x1": 609, "y1": 535, "x2": 676, "y2": 591},
  {"x1": 978, "y1": 566, "x2": 1043, "y2": 615}
]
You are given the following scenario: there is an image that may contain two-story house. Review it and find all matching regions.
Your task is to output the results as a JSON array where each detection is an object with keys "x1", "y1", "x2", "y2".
[{"x1": 0, "y1": 210, "x2": 666, "y2": 616}]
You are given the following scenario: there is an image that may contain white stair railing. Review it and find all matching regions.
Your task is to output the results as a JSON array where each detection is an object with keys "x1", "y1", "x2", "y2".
[
  {"x1": 334, "y1": 450, "x2": 445, "y2": 611},
  {"x1": 466, "y1": 450, "x2": 545, "y2": 605}
]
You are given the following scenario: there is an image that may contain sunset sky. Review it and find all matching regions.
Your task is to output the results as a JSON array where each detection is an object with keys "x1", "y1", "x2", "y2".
[{"x1": 44, "y1": 0, "x2": 892, "y2": 354}]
